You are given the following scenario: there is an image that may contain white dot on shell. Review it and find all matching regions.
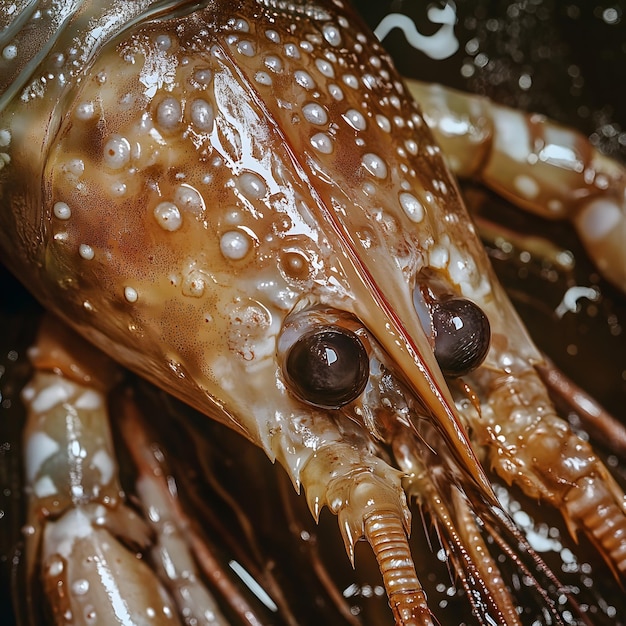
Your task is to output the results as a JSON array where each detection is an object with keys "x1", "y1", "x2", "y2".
[
  {"x1": 315, "y1": 58, "x2": 335, "y2": 78},
  {"x1": 155, "y1": 34, "x2": 172, "y2": 51},
  {"x1": 548, "y1": 199, "x2": 564, "y2": 213},
  {"x1": 53, "y1": 202, "x2": 71, "y2": 220},
  {"x1": 302, "y1": 103, "x2": 328, "y2": 125},
  {"x1": 72, "y1": 579, "x2": 90, "y2": 596},
  {"x1": 75, "y1": 102, "x2": 95, "y2": 121},
  {"x1": 220, "y1": 231, "x2": 251, "y2": 260},
  {"x1": 294, "y1": 70, "x2": 315, "y2": 90},
  {"x1": 255, "y1": 71, "x2": 272, "y2": 85},
  {"x1": 266, "y1": 29, "x2": 280, "y2": 43},
  {"x1": 343, "y1": 109, "x2": 366, "y2": 131},
  {"x1": 238, "y1": 172, "x2": 267, "y2": 199},
  {"x1": 362, "y1": 74, "x2": 377, "y2": 90},
  {"x1": 190, "y1": 99, "x2": 214, "y2": 131},
  {"x1": 376, "y1": 115, "x2": 391, "y2": 132},
  {"x1": 111, "y1": 182, "x2": 127, "y2": 196},
  {"x1": 183, "y1": 270, "x2": 206, "y2": 297},
  {"x1": 63, "y1": 159, "x2": 85, "y2": 178},
  {"x1": 329, "y1": 84, "x2": 343, "y2": 100},
  {"x1": 175, "y1": 185, "x2": 204, "y2": 215},
  {"x1": 405, "y1": 139, "x2": 418, "y2": 155},
  {"x1": 342, "y1": 74, "x2": 359, "y2": 89},
  {"x1": 237, "y1": 40, "x2": 256, "y2": 56},
  {"x1": 323, "y1": 24, "x2": 342, "y2": 46},
  {"x1": 362, "y1": 153, "x2": 388, "y2": 179},
  {"x1": 429, "y1": 246, "x2": 449, "y2": 269},
  {"x1": 284, "y1": 43, "x2": 300, "y2": 59},
  {"x1": 577, "y1": 198, "x2": 622, "y2": 241},
  {"x1": 399, "y1": 192, "x2": 424, "y2": 223},
  {"x1": 194, "y1": 69, "x2": 212, "y2": 85},
  {"x1": 79, "y1": 244, "x2": 95, "y2": 260},
  {"x1": 156, "y1": 97, "x2": 182, "y2": 130},
  {"x1": 265, "y1": 55, "x2": 283, "y2": 72},
  {"x1": 103, "y1": 135, "x2": 131, "y2": 169},
  {"x1": 2, "y1": 45, "x2": 17, "y2": 60},
  {"x1": 310, "y1": 133, "x2": 334, "y2": 154},
  {"x1": 124, "y1": 287, "x2": 138, "y2": 303},
  {"x1": 514, "y1": 174, "x2": 540, "y2": 200},
  {"x1": 154, "y1": 202, "x2": 182, "y2": 231}
]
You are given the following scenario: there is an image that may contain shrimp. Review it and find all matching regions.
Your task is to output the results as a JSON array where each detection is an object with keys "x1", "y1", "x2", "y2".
[{"x1": 0, "y1": 1, "x2": 624, "y2": 623}]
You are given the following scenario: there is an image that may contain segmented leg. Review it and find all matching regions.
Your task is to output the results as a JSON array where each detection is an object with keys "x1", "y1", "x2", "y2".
[
  {"x1": 116, "y1": 394, "x2": 247, "y2": 626},
  {"x1": 21, "y1": 317, "x2": 255, "y2": 625},
  {"x1": 21, "y1": 318, "x2": 179, "y2": 625},
  {"x1": 406, "y1": 79, "x2": 626, "y2": 292},
  {"x1": 468, "y1": 367, "x2": 626, "y2": 577}
]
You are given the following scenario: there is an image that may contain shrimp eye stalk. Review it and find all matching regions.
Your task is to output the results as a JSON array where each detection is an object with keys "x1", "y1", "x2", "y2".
[
  {"x1": 283, "y1": 326, "x2": 369, "y2": 409},
  {"x1": 432, "y1": 297, "x2": 491, "y2": 377}
]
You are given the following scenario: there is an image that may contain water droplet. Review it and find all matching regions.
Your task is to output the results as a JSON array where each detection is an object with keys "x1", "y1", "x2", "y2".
[
  {"x1": 238, "y1": 172, "x2": 266, "y2": 199},
  {"x1": 220, "y1": 231, "x2": 251, "y2": 260},
  {"x1": 310, "y1": 133, "x2": 334, "y2": 154},
  {"x1": 362, "y1": 153, "x2": 388, "y2": 179},
  {"x1": 295, "y1": 70, "x2": 315, "y2": 90},
  {"x1": 328, "y1": 84, "x2": 343, "y2": 100},
  {"x1": 315, "y1": 58, "x2": 334, "y2": 78},
  {"x1": 103, "y1": 135, "x2": 130, "y2": 169},
  {"x1": 75, "y1": 102, "x2": 95, "y2": 121},
  {"x1": 237, "y1": 40, "x2": 255, "y2": 57},
  {"x1": 153, "y1": 202, "x2": 182, "y2": 231},
  {"x1": 399, "y1": 192, "x2": 424, "y2": 223},
  {"x1": 53, "y1": 202, "x2": 71, "y2": 220},
  {"x1": 156, "y1": 97, "x2": 182, "y2": 130},
  {"x1": 302, "y1": 102, "x2": 328, "y2": 125},
  {"x1": 323, "y1": 24, "x2": 342, "y2": 47},
  {"x1": 265, "y1": 29, "x2": 280, "y2": 43},
  {"x1": 79, "y1": 244, "x2": 94, "y2": 260},
  {"x1": 376, "y1": 115, "x2": 391, "y2": 132},
  {"x1": 190, "y1": 99, "x2": 213, "y2": 131},
  {"x1": 72, "y1": 579, "x2": 90, "y2": 596},
  {"x1": 124, "y1": 287, "x2": 138, "y2": 303},
  {"x1": 343, "y1": 109, "x2": 366, "y2": 131}
]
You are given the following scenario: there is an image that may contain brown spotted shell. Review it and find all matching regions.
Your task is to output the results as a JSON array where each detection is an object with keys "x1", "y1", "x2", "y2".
[{"x1": 0, "y1": 0, "x2": 537, "y2": 458}]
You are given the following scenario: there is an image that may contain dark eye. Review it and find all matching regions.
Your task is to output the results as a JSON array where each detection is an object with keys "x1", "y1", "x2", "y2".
[
  {"x1": 283, "y1": 326, "x2": 369, "y2": 409},
  {"x1": 432, "y1": 298, "x2": 491, "y2": 377}
]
